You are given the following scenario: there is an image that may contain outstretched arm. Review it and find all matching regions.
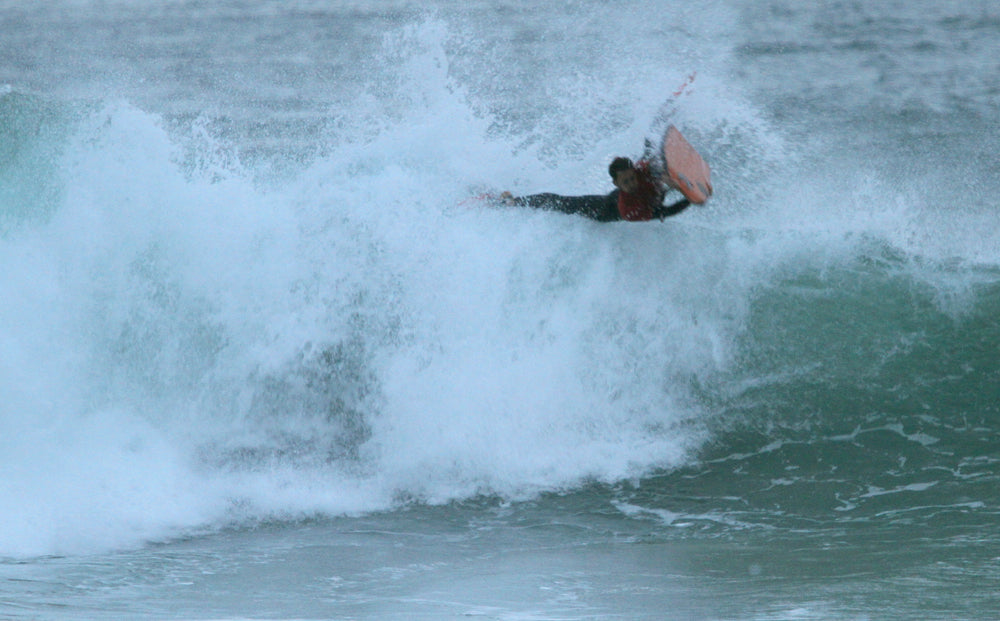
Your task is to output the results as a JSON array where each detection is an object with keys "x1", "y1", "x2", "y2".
[{"x1": 501, "y1": 191, "x2": 621, "y2": 222}]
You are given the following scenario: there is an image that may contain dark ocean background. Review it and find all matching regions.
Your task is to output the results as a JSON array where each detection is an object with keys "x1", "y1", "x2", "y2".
[{"x1": 2, "y1": 1, "x2": 999, "y2": 619}]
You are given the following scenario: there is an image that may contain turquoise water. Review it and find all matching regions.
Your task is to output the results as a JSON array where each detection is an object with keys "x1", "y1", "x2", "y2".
[{"x1": 2, "y1": 1, "x2": 999, "y2": 619}]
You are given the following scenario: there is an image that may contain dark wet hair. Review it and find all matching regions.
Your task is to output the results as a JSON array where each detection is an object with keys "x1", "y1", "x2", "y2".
[{"x1": 608, "y1": 157, "x2": 633, "y2": 180}]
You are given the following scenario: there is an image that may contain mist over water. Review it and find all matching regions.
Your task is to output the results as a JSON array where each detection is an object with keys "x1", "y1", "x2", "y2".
[
  {"x1": 1, "y1": 5, "x2": 750, "y2": 556},
  {"x1": 1, "y1": 1, "x2": 999, "y2": 618}
]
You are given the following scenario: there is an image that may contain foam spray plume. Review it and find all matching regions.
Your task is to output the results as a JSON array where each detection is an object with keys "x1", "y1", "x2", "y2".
[
  {"x1": 2, "y1": 5, "x2": 999, "y2": 562},
  {"x1": 0, "y1": 17, "x2": 741, "y2": 557}
]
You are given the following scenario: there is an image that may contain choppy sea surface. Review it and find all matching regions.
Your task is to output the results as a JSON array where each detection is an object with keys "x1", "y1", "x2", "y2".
[{"x1": 2, "y1": 1, "x2": 999, "y2": 619}]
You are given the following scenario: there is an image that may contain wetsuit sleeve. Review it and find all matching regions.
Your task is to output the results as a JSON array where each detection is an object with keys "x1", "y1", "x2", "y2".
[
  {"x1": 652, "y1": 197, "x2": 691, "y2": 219},
  {"x1": 511, "y1": 192, "x2": 620, "y2": 222},
  {"x1": 591, "y1": 191, "x2": 621, "y2": 222}
]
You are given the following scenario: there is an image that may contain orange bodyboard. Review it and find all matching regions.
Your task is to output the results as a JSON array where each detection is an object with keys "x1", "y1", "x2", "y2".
[{"x1": 662, "y1": 125, "x2": 712, "y2": 204}]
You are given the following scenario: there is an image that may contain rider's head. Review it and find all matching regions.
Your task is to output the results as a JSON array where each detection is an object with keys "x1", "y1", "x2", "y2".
[{"x1": 609, "y1": 157, "x2": 638, "y2": 194}]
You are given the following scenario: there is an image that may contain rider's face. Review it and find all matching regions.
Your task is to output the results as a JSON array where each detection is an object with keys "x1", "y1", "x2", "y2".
[{"x1": 613, "y1": 168, "x2": 638, "y2": 194}]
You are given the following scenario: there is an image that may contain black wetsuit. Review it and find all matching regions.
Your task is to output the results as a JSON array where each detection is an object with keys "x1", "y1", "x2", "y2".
[{"x1": 511, "y1": 191, "x2": 690, "y2": 222}]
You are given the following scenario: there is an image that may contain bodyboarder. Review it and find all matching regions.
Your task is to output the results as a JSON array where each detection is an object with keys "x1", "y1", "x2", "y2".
[{"x1": 501, "y1": 156, "x2": 693, "y2": 223}]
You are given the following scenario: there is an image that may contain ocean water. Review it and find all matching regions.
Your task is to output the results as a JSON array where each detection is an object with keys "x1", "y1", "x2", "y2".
[{"x1": 2, "y1": 1, "x2": 999, "y2": 619}]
